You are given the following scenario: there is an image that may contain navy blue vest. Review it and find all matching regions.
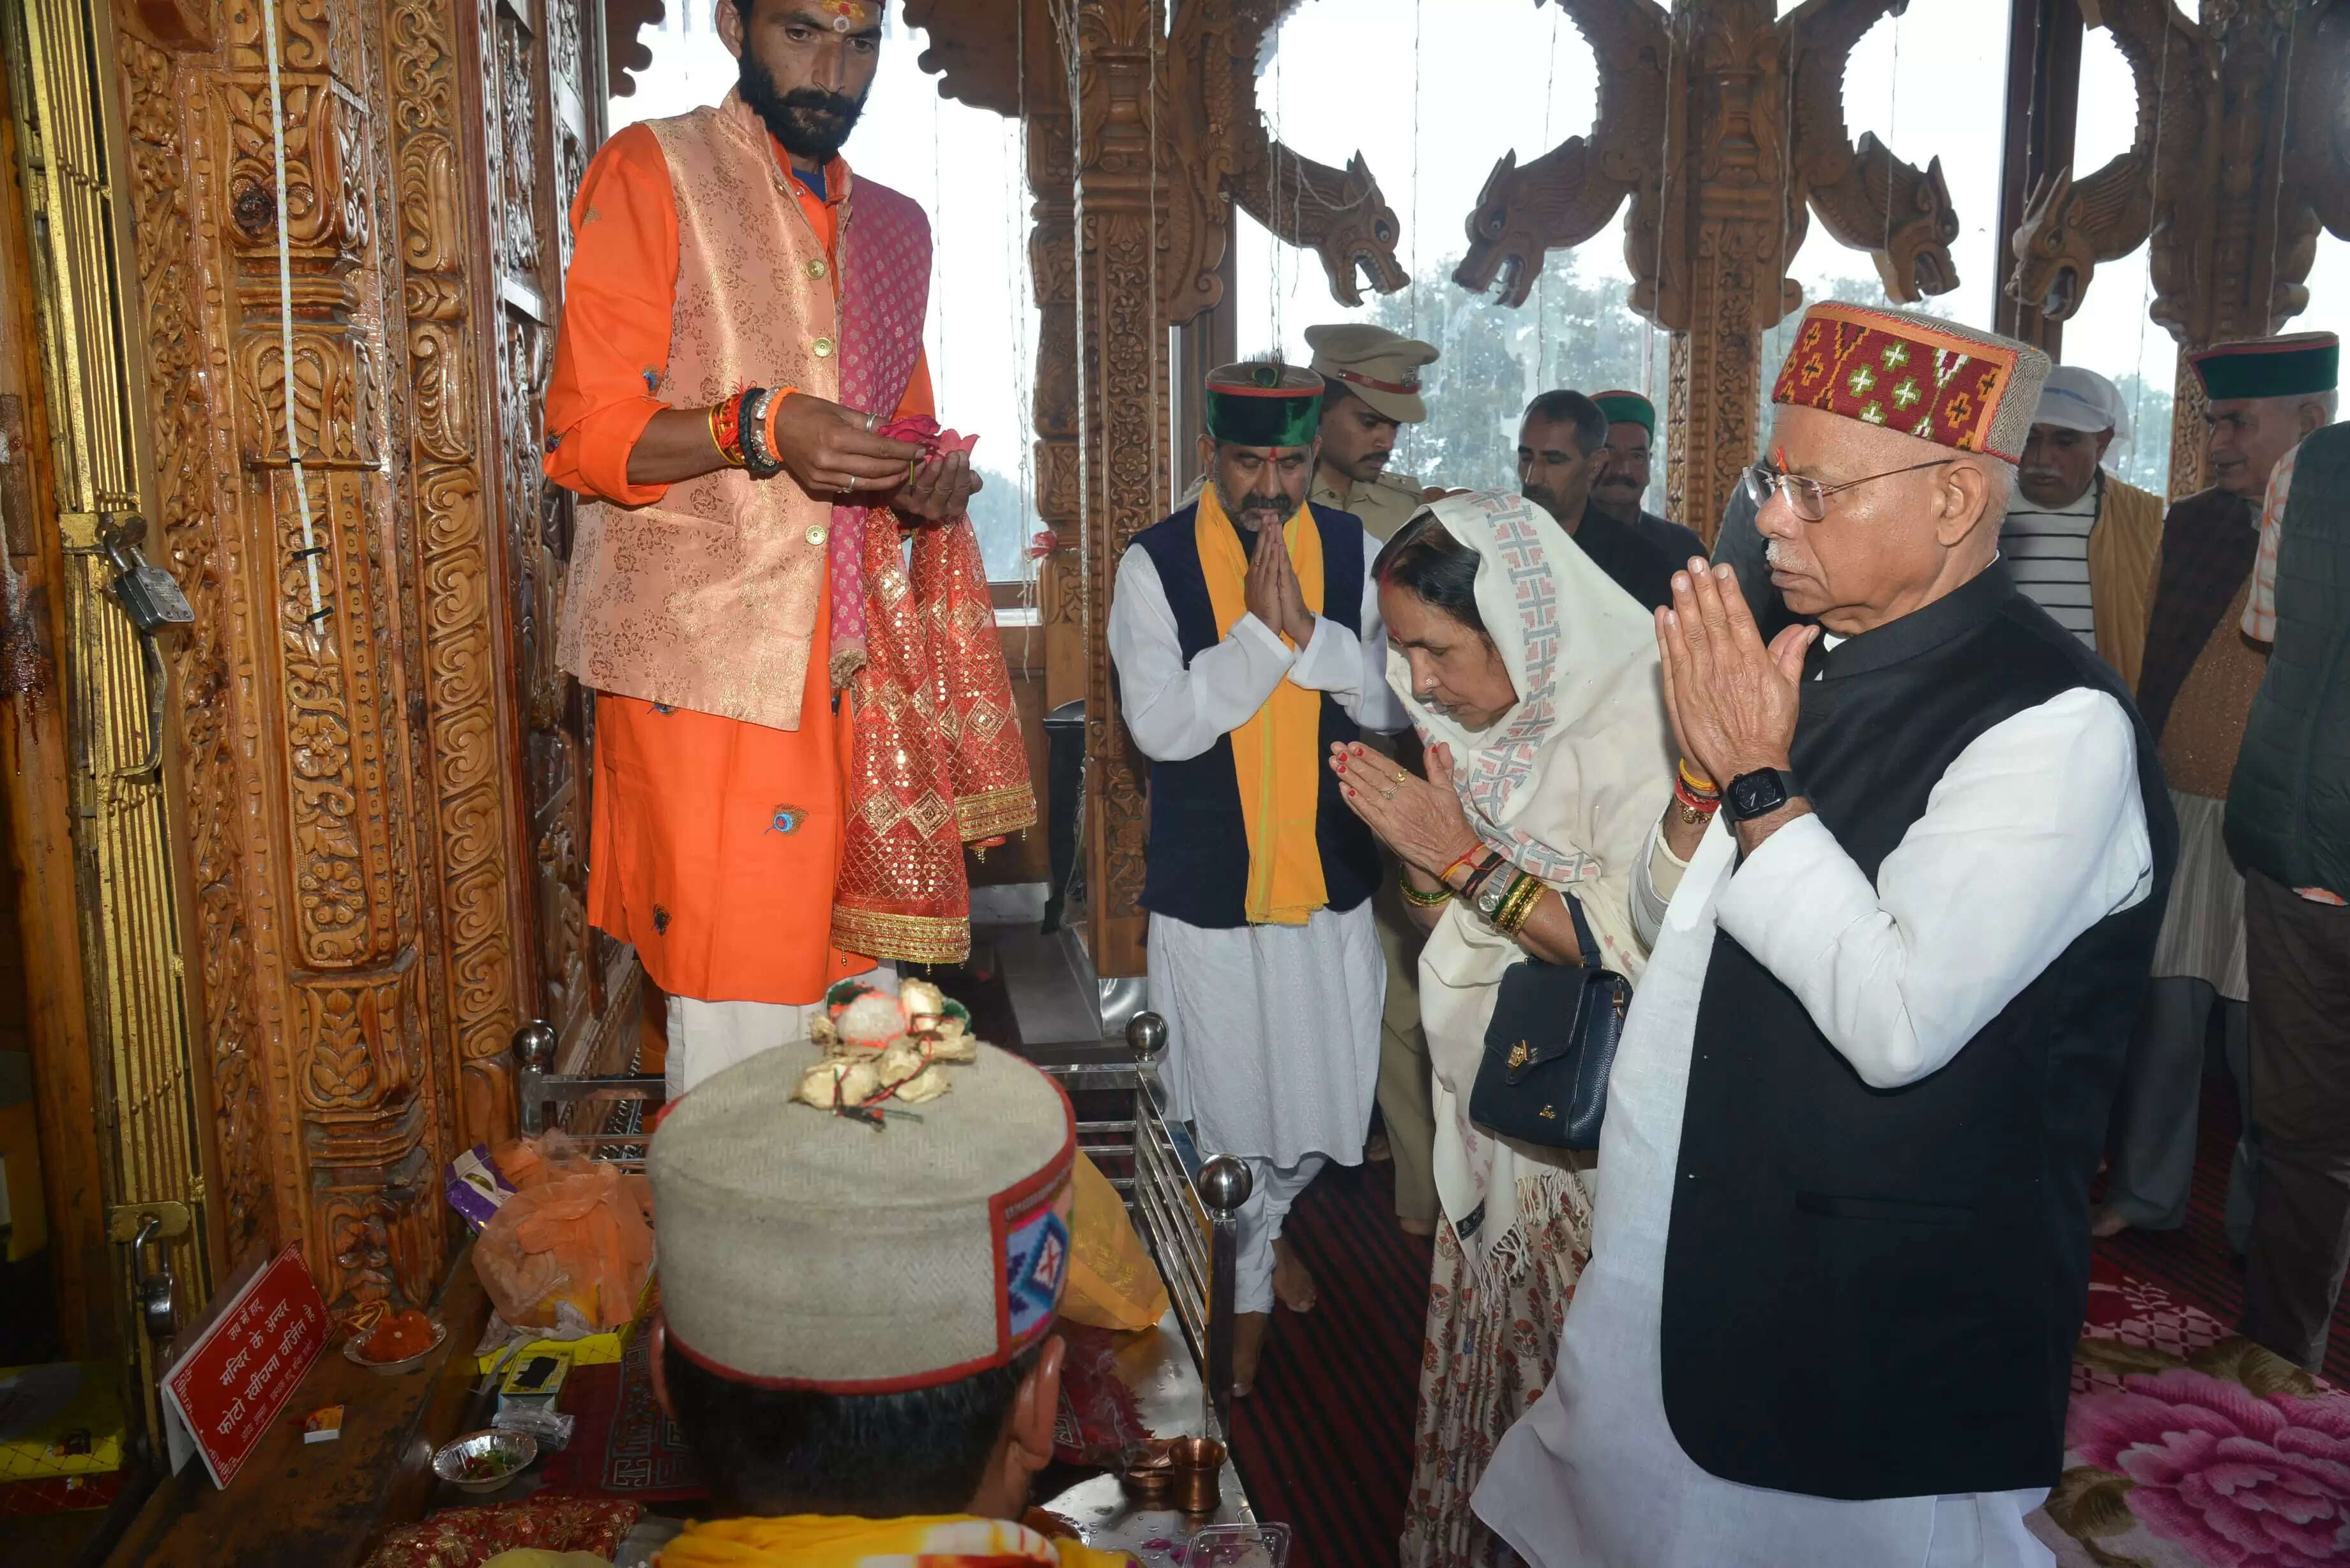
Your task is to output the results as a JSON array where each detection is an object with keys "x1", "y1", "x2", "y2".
[
  {"x1": 1660, "y1": 567, "x2": 2178, "y2": 1500},
  {"x1": 1128, "y1": 502, "x2": 1381, "y2": 930}
]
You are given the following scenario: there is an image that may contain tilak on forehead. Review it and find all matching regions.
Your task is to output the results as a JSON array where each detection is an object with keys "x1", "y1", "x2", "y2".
[
  {"x1": 815, "y1": 0, "x2": 881, "y2": 31},
  {"x1": 1770, "y1": 301, "x2": 2049, "y2": 463}
]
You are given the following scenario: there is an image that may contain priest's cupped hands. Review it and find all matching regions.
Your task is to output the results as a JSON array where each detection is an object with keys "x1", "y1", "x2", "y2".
[
  {"x1": 1656, "y1": 558, "x2": 1816, "y2": 798},
  {"x1": 1329, "y1": 739, "x2": 1480, "y2": 880}
]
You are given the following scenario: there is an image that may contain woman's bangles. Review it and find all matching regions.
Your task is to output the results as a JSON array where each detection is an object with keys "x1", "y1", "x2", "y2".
[
  {"x1": 708, "y1": 387, "x2": 785, "y2": 479},
  {"x1": 1410, "y1": 844, "x2": 1545, "y2": 936},
  {"x1": 1674, "y1": 757, "x2": 1721, "y2": 825}
]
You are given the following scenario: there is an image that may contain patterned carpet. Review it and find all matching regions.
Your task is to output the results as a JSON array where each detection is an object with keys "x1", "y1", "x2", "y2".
[{"x1": 1242, "y1": 1076, "x2": 2350, "y2": 1568}]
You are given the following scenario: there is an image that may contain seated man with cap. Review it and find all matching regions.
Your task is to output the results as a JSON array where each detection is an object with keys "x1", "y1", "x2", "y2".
[
  {"x1": 1999, "y1": 365, "x2": 2165, "y2": 688},
  {"x1": 1588, "y1": 389, "x2": 1706, "y2": 566},
  {"x1": 646, "y1": 1039, "x2": 1132, "y2": 1567},
  {"x1": 1110, "y1": 361, "x2": 1407, "y2": 1392},
  {"x1": 1305, "y1": 322, "x2": 1441, "y2": 543}
]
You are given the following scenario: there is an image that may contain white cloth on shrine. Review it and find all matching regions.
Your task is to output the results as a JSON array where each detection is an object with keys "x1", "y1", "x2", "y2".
[
  {"x1": 1473, "y1": 686, "x2": 2153, "y2": 1567},
  {"x1": 1111, "y1": 532, "x2": 1406, "y2": 1171}
]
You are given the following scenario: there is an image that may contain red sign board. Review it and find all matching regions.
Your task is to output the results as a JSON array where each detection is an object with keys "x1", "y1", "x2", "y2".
[{"x1": 160, "y1": 1244, "x2": 330, "y2": 1488}]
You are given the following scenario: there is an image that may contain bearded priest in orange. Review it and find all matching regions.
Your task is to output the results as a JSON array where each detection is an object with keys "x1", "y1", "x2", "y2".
[{"x1": 544, "y1": 0, "x2": 1032, "y2": 1098}]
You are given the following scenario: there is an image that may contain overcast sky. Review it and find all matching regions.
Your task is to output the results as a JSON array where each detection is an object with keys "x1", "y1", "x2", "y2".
[{"x1": 617, "y1": 0, "x2": 2349, "y2": 491}]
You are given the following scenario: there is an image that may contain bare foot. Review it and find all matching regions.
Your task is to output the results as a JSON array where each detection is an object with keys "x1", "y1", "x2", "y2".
[
  {"x1": 1272, "y1": 1238, "x2": 1317, "y2": 1313},
  {"x1": 1365, "y1": 1131, "x2": 1393, "y2": 1163},
  {"x1": 2090, "y1": 1205, "x2": 2132, "y2": 1240},
  {"x1": 1232, "y1": 1310, "x2": 1271, "y2": 1397},
  {"x1": 1398, "y1": 1216, "x2": 1436, "y2": 1238}
]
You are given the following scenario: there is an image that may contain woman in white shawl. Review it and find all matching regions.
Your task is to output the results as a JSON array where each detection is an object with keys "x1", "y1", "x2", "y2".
[{"x1": 1330, "y1": 491, "x2": 1672, "y2": 1568}]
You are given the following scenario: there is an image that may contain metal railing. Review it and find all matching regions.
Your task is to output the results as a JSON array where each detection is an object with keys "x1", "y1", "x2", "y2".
[{"x1": 506, "y1": 1009, "x2": 1249, "y2": 1437}]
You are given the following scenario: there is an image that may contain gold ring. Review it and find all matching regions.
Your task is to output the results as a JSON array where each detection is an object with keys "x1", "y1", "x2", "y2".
[{"x1": 1393, "y1": 771, "x2": 1409, "y2": 785}]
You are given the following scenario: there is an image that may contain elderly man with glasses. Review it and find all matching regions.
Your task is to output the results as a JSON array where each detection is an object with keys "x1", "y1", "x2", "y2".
[{"x1": 1473, "y1": 303, "x2": 2177, "y2": 1568}]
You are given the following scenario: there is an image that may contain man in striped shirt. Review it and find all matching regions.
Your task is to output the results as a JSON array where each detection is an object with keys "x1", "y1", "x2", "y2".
[{"x1": 1998, "y1": 366, "x2": 2165, "y2": 689}]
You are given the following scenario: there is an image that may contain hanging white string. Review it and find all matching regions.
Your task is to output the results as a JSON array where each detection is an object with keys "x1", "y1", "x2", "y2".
[
  {"x1": 2128, "y1": 11, "x2": 2172, "y2": 492},
  {"x1": 1406, "y1": 0, "x2": 1423, "y2": 470},
  {"x1": 261, "y1": 0, "x2": 329, "y2": 628},
  {"x1": 1538, "y1": 2, "x2": 1560, "y2": 388}
]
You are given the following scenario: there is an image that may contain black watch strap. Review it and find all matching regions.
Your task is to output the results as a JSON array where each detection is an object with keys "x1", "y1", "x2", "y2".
[{"x1": 1725, "y1": 767, "x2": 1801, "y2": 823}]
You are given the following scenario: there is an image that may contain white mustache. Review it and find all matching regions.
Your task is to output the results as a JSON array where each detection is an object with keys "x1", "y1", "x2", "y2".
[{"x1": 1764, "y1": 541, "x2": 1797, "y2": 571}]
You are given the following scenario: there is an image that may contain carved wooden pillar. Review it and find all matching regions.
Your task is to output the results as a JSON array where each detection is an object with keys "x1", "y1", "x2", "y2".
[
  {"x1": 1030, "y1": 52, "x2": 1086, "y2": 716},
  {"x1": 1065, "y1": 0, "x2": 1165, "y2": 979},
  {"x1": 383, "y1": 0, "x2": 531, "y2": 1149},
  {"x1": 1654, "y1": 1, "x2": 1796, "y2": 540},
  {"x1": 111, "y1": 0, "x2": 581, "y2": 1308}
]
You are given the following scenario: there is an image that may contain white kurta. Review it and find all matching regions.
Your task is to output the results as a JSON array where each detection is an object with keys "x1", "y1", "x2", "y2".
[
  {"x1": 1109, "y1": 537, "x2": 1407, "y2": 1166},
  {"x1": 1474, "y1": 686, "x2": 2156, "y2": 1568}
]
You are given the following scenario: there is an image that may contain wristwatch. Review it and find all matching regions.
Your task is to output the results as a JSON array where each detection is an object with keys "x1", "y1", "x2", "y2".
[{"x1": 1724, "y1": 767, "x2": 1801, "y2": 823}]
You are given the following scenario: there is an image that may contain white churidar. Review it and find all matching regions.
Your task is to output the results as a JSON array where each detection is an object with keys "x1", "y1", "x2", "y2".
[{"x1": 665, "y1": 965, "x2": 895, "y2": 1099}]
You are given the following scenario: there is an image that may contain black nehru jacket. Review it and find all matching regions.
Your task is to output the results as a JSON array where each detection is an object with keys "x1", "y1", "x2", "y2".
[
  {"x1": 1125, "y1": 501, "x2": 1380, "y2": 930},
  {"x1": 1660, "y1": 565, "x2": 2178, "y2": 1500}
]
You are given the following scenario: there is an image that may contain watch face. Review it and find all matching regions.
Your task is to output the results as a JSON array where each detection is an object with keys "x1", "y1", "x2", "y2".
[{"x1": 1730, "y1": 769, "x2": 1788, "y2": 820}]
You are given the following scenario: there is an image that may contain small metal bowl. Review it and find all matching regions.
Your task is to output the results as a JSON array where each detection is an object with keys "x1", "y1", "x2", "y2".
[
  {"x1": 343, "y1": 1318, "x2": 446, "y2": 1376},
  {"x1": 432, "y1": 1428, "x2": 538, "y2": 1494},
  {"x1": 1119, "y1": 1438, "x2": 1176, "y2": 1506}
]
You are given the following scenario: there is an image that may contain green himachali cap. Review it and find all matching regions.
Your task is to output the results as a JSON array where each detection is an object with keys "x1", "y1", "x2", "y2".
[
  {"x1": 2190, "y1": 333, "x2": 2340, "y2": 402},
  {"x1": 1591, "y1": 389, "x2": 1656, "y2": 435},
  {"x1": 1205, "y1": 361, "x2": 1325, "y2": 449}
]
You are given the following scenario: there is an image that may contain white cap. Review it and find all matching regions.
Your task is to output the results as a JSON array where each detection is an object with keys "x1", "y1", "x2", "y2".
[{"x1": 2033, "y1": 366, "x2": 2130, "y2": 441}]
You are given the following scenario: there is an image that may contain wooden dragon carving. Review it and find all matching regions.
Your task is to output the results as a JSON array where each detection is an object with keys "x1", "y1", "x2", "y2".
[
  {"x1": 2003, "y1": 0, "x2": 2215, "y2": 326},
  {"x1": 1179, "y1": 0, "x2": 1409, "y2": 308},
  {"x1": 1786, "y1": 0, "x2": 1963, "y2": 303},
  {"x1": 1457, "y1": 0, "x2": 1961, "y2": 315},
  {"x1": 906, "y1": 0, "x2": 1408, "y2": 311},
  {"x1": 1455, "y1": 0, "x2": 1670, "y2": 308}
]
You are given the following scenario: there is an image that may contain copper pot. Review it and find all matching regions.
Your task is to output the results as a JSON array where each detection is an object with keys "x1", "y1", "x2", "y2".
[{"x1": 1167, "y1": 1435, "x2": 1225, "y2": 1515}]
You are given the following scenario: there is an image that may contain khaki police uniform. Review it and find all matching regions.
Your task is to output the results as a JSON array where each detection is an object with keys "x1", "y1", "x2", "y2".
[{"x1": 1305, "y1": 323, "x2": 1441, "y2": 1230}]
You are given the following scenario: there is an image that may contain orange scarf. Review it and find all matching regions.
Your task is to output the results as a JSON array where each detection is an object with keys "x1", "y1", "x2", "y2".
[
  {"x1": 1195, "y1": 486, "x2": 1327, "y2": 925},
  {"x1": 655, "y1": 1513, "x2": 1133, "y2": 1566}
]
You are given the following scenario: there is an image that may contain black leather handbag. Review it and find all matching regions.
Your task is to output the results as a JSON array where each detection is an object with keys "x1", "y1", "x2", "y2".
[{"x1": 1466, "y1": 893, "x2": 1631, "y2": 1152}]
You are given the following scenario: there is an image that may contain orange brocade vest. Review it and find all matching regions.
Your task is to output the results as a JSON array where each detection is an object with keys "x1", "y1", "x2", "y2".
[
  {"x1": 555, "y1": 93, "x2": 1034, "y2": 965},
  {"x1": 556, "y1": 93, "x2": 842, "y2": 732}
]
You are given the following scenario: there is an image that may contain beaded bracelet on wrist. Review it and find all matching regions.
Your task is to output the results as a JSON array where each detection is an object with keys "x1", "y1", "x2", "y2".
[
  {"x1": 1678, "y1": 757, "x2": 1720, "y2": 799},
  {"x1": 739, "y1": 388, "x2": 782, "y2": 478}
]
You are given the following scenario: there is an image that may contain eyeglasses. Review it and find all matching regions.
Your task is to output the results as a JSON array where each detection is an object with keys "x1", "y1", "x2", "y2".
[{"x1": 1741, "y1": 455, "x2": 1954, "y2": 523}]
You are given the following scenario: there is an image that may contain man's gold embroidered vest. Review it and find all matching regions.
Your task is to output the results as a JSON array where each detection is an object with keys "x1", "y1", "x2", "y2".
[{"x1": 557, "y1": 91, "x2": 845, "y2": 732}]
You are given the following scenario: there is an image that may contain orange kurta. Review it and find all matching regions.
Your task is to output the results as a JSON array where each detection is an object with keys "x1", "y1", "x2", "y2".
[{"x1": 550, "y1": 123, "x2": 934, "y2": 1005}]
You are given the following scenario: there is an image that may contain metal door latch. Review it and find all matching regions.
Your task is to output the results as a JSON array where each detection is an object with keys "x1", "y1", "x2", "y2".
[
  {"x1": 98, "y1": 516, "x2": 193, "y2": 634},
  {"x1": 93, "y1": 517, "x2": 191, "y2": 780}
]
